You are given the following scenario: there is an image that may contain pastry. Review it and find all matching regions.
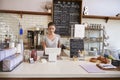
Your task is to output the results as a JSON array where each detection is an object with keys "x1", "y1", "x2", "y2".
[{"x1": 89, "y1": 58, "x2": 97, "y2": 62}]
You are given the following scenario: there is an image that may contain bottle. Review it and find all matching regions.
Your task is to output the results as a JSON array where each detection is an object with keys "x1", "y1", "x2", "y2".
[
  {"x1": 19, "y1": 23, "x2": 23, "y2": 36},
  {"x1": 79, "y1": 50, "x2": 85, "y2": 60},
  {"x1": 31, "y1": 49, "x2": 37, "y2": 61}
]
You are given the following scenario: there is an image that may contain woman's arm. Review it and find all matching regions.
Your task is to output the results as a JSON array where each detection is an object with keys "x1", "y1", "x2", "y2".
[
  {"x1": 42, "y1": 36, "x2": 46, "y2": 50},
  {"x1": 42, "y1": 41, "x2": 46, "y2": 50},
  {"x1": 57, "y1": 35, "x2": 61, "y2": 48},
  {"x1": 58, "y1": 41, "x2": 61, "y2": 48}
]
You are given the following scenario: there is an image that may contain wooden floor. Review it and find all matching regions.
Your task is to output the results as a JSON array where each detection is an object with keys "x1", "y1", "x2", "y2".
[{"x1": 0, "y1": 78, "x2": 120, "y2": 80}]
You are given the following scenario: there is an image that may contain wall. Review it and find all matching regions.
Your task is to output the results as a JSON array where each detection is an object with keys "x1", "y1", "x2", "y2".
[
  {"x1": 83, "y1": 0, "x2": 120, "y2": 16},
  {"x1": 0, "y1": 13, "x2": 51, "y2": 47},
  {"x1": 0, "y1": 13, "x2": 19, "y2": 42},
  {"x1": 0, "y1": 0, "x2": 52, "y2": 12},
  {"x1": 0, "y1": 0, "x2": 120, "y2": 16}
]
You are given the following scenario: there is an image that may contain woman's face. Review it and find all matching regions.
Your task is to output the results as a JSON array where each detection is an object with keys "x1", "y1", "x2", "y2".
[{"x1": 48, "y1": 25, "x2": 56, "y2": 34}]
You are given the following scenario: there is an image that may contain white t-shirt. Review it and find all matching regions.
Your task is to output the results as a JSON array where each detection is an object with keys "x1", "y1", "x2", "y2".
[{"x1": 43, "y1": 34, "x2": 60, "y2": 48}]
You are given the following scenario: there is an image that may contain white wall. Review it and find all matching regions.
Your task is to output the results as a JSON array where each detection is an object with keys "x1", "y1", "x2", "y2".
[
  {"x1": 0, "y1": 0, "x2": 120, "y2": 16},
  {"x1": 83, "y1": 0, "x2": 120, "y2": 16},
  {"x1": 0, "y1": 0, "x2": 52, "y2": 12},
  {"x1": 106, "y1": 20, "x2": 120, "y2": 49}
]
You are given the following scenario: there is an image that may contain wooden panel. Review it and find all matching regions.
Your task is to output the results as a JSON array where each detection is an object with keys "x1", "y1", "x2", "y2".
[
  {"x1": 83, "y1": 15, "x2": 120, "y2": 23},
  {"x1": 0, "y1": 78, "x2": 120, "y2": 80},
  {"x1": 0, "y1": 10, "x2": 51, "y2": 15}
]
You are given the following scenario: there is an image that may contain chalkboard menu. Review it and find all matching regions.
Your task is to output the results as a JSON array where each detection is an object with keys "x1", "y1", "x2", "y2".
[
  {"x1": 53, "y1": 0, "x2": 82, "y2": 36},
  {"x1": 70, "y1": 38, "x2": 84, "y2": 58}
]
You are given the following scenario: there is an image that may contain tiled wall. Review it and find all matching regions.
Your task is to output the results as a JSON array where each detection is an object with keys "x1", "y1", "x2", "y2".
[
  {"x1": 1, "y1": 13, "x2": 120, "y2": 50},
  {"x1": 19, "y1": 14, "x2": 51, "y2": 42},
  {"x1": 0, "y1": 13, "x2": 19, "y2": 42},
  {"x1": 0, "y1": 13, "x2": 52, "y2": 43}
]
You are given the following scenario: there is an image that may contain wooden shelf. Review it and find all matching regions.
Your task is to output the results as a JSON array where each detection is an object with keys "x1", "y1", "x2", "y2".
[
  {"x1": 82, "y1": 15, "x2": 120, "y2": 23},
  {"x1": 1, "y1": 10, "x2": 120, "y2": 22},
  {"x1": 0, "y1": 10, "x2": 51, "y2": 18}
]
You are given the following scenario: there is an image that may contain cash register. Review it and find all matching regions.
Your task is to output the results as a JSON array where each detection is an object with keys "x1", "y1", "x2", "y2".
[{"x1": 45, "y1": 48, "x2": 61, "y2": 62}]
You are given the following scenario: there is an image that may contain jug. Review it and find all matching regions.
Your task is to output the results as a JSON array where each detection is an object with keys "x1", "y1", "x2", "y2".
[{"x1": 31, "y1": 50, "x2": 37, "y2": 61}]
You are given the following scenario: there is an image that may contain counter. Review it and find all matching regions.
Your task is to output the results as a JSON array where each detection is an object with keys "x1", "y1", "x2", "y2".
[{"x1": 0, "y1": 57, "x2": 120, "y2": 80}]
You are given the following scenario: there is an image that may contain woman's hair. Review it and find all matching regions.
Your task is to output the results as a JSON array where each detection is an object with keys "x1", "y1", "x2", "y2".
[{"x1": 48, "y1": 22, "x2": 55, "y2": 28}]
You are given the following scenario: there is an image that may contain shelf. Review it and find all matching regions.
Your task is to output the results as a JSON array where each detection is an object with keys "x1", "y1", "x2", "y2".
[
  {"x1": 85, "y1": 28, "x2": 103, "y2": 30},
  {"x1": 1, "y1": 10, "x2": 120, "y2": 22},
  {"x1": 84, "y1": 41, "x2": 103, "y2": 43},
  {"x1": 0, "y1": 10, "x2": 51, "y2": 18},
  {"x1": 84, "y1": 38, "x2": 103, "y2": 43},
  {"x1": 82, "y1": 15, "x2": 120, "y2": 23}
]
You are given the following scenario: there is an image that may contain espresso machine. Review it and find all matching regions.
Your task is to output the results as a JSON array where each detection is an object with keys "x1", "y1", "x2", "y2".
[{"x1": 27, "y1": 28, "x2": 45, "y2": 50}]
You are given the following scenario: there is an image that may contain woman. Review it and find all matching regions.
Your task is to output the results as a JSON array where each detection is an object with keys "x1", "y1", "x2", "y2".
[{"x1": 42, "y1": 22, "x2": 61, "y2": 49}]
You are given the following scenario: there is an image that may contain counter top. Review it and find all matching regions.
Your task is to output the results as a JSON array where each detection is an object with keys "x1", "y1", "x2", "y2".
[{"x1": 0, "y1": 58, "x2": 120, "y2": 78}]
